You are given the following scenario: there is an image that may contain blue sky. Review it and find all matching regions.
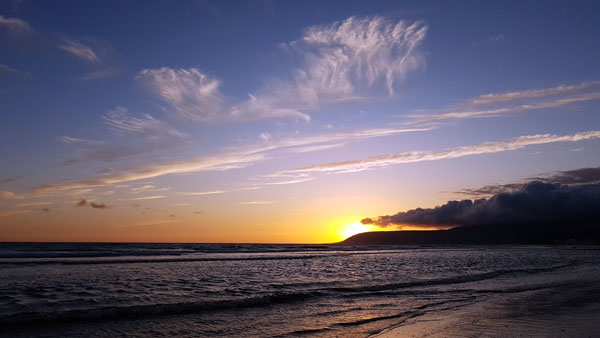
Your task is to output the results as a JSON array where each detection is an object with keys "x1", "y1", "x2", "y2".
[{"x1": 1, "y1": 0, "x2": 599, "y2": 242}]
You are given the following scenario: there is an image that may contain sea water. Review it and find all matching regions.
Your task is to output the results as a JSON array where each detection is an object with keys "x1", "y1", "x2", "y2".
[{"x1": 1, "y1": 243, "x2": 599, "y2": 337}]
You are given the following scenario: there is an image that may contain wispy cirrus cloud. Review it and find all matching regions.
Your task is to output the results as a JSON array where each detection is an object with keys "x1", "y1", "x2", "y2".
[
  {"x1": 63, "y1": 107, "x2": 189, "y2": 165},
  {"x1": 42, "y1": 125, "x2": 429, "y2": 193},
  {"x1": 57, "y1": 136, "x2": 105, "y2": 146},
  {"x1": 0, "y1": 191, "x2": 24, "y2": 200},
  {"x1": 0, "y1": 15, "x2": 32, "y2": 35},
  {"x1": 1, "y1": 15, "x2": 117, "y2": 80},
  {"x1": 137, "y1": 68, "x2": 223, "y2": 122},
  {"x1": 59, "y1": 38, "x2": 101, "y2": 64},
  {"x1": 0, "y1": 209, "x2": 32, "y2": 217},
  {"x1": 103, "y1": 106, "x2": 189, "y2": 140},
  {"x1": 179, "y1": 187, "x2": 260, "y2": 196},
  {"x1": 408, "y1": 91, "x2": 600, "y2": 124},
  {"x1": 407, "y1": 81, "x2": 600, "y2": 125},
  {"x1": 237, "y1": 126, "x2": 433, "y2": 156},
  {"x1": 0, "y1": 176, "x2": 24, "y2": 185},
  {"x1": 238, "y1": 201, "x2": 274, "y2": 205},
  {"x1": 0, "y1": 64, "x2": 29, "y2": 79},
  {"x1": 467, "y1": 81, "x2": 600, "y2": 106},
  {"x1": 230, "y1": 16, "x2": 427, "y2": 122},
  {"x1": 130, "y1": 195, "x2": 167, "y2": 201},
  {"x1": 58, "y1": 38, "x2": 118, "y2": 80},
  {"x1": 130, "y1": 184, "x2": 170, "y2": 193},
  {"x1": 278, "y1": 130, "x2": 600, "y2": 175},
  {"x1": 34, "y1": 151, "x2": 265, "y2": 194},
  {"x1": 138, "y1": 16, "x2": 427, "y2": 123},
  {"x1": 134, "y1": 219, "x2": 179, "y2": 226},
  {"x1": 18, "y1": 201, "x2": 52, "y2": 207},
  {"x1": 180, "y1": 190, "x2": 226, "y2": 196}
]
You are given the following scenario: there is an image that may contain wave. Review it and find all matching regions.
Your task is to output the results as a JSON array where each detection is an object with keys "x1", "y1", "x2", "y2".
[
  {"x1": 325, "y1": 263, "x2": 573, "y2": 295},
  {"x1": 0, "y1": 291, "x2": 325, "y2": 328},
  {"x1": 0, "y1": 263, "x2": 573, "y2": 328}
]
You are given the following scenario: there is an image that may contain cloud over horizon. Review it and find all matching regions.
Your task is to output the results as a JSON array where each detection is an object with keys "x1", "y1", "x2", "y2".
[
  {"x1": 456, "y1": 167, "x2": 600, "y2": 197},
  {"x1": 362, "y1": 181, "x2": 600, "y2": 228}
]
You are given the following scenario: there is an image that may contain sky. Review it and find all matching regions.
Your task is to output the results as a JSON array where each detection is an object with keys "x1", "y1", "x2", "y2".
[{"x1": 1, "y1": 0, "x2": 599, "y2": 243}]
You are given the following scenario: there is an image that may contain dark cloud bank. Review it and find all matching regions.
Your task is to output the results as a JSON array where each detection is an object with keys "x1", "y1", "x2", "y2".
[{"x1": 345, "y1": 169, "x2": 600, "y2": 245}]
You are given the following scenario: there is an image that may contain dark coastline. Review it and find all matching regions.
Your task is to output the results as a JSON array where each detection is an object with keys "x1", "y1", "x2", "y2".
[{"x1": 339, "y1": 223, "x2": 600, "y2": 246}]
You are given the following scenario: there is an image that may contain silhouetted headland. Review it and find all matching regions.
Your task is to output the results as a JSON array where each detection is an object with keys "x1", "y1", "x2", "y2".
[{"x1": 339, "y1": 223, "x2": 600, "y2": 245}]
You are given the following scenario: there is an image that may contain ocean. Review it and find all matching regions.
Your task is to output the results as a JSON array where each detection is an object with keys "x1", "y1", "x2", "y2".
[{"x1": 1, "y1": 243, "x2": 600, "y2": 337}]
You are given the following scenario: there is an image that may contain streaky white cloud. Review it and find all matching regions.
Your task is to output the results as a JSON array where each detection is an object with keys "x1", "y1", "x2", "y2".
[
  {"x1": 260, "y1": 132, "x2": 272, "y2": 141},
  {"x1": 409, "y1": 91, "x2": 600, "y2": 125},
  {"x1": 289, "y1": 142, "x2": 347, "y2": 153},
  {"x1": 137, "y1": 68, "x2": 223, "y2": 122},
  {"x1": 179, "y1": 187, "x2": 260, "y2": 196},
  {"x1": 33, "y1": 151, "x2": 266, "y2": 194},
  {"x1": 57, "y1": 136, "x2": 105, "y2": 146},
  {"x1": 17, "y1": 201, "x2": 52, "y2": 207},
  {"x1": 180, "y1": 190, "x2": 226, "y2": 196},
  {"x1": 280, "y1": 130, "x2": 600, "y2": 175},
  {"x1": 238, "y1": 201, "x2": 274, "y2": 205},
  {"x1": 0, "y1": 64, "x2": 29, "y2": 79},
  {"x1": 58, "y1": 38, "x2": 118, "y2": 79},
  {"x1": 0, "y1": 191, "x2": 24, "y2": 200},
  {"x1": 230, "y1": 16, "x2": 427, "y2": 121},
  {"x1": 237, "y1": 126, "x2": 433, "y2": 156},
  {"x1": 263, "y1": 177, "x2": 315, "y2": 185},
  {"x1": 61, "y1": 107, "x2": 190, "y2": 165},
  {"x1": 130, "y1": 185, "x2": 170, "y2": 194},
  {"x1": 468, "y1": 81, "x2": 600, "y2": 106},
  {"x1": 59, "y1": 38, "x2": 101, "y2": 64},
  {"x1": 37, "y1": 124, "x2": 428, "y2": 194},
  {"x1": 0, "y1": 209, "x2": 32, "y2": 217},
  {"x1": 135, "y1": 219, "x2": 179, "y2": 226},
  {"x1": 490, "y1": 33, "x2": 505, "y2": 43},
  {"x1": 0, "y1": 176, "x2": 24, "y2": 185},
  {"x1": 130, "y1": 195, "x2": 167, "y2": 200},
  {"x1": 131, "y1": 184, "x2": 156, "y2": 191},
  {"x1": 0, "y1": 15, "x2": 32, "y2": 35}
]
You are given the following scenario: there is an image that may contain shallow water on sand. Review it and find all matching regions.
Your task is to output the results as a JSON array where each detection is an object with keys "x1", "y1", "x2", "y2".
[{"x1": 1, "y1": 243, "x2": 599, "y2": 337}]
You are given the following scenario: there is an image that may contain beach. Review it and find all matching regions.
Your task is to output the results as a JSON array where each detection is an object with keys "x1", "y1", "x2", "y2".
[{"x1": 374, "y1": 275, "x2": 600, "y2": 338}]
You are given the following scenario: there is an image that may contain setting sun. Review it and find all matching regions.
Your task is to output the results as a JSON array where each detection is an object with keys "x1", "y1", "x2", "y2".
[{"x1": 341, "y1": 221, "x2": 379, "y2": 239}]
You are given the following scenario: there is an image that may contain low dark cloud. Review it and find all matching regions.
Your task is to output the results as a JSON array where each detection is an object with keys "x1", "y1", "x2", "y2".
[
  {"x1": 193, "y1": 211, "x2": 203, "y2": 214},
  {"x1": 456, "y1": 167, "x2": 600, "y2": 197},
  {"x1": 533, "y1": 167, "x2": 600, "y2": 185},
  {"x1": 362, "y1": 181, "x2": 600, "y2": 228},
  {"x1": 41, "y1": 208, "x2": 50, "y2": 213},
  {"x1": 75, "y1": 198, "x2": 109, "y2": 209},
  {"x1": 90, "y1": 202, "x2": 109, "y2": 209}
]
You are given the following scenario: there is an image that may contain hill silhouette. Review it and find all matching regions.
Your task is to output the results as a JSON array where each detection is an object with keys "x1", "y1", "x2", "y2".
[{"x1": 339, "y1": 223, "x2": 600, "y2": 245}]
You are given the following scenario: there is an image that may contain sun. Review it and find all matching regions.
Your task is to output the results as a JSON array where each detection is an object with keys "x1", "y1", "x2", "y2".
[{"x1": 341, "y1": 221, "x2": 379, "y2": 239}]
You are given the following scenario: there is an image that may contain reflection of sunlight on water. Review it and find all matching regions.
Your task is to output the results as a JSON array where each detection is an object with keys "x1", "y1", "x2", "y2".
[{"x1": 341, "y1": 221, "x2": 379, "y2": 239}]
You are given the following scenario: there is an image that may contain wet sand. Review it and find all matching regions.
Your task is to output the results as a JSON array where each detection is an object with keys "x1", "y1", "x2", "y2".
[{"x1": 372, "y1": 280, "x2": 600, "y2": 338}]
